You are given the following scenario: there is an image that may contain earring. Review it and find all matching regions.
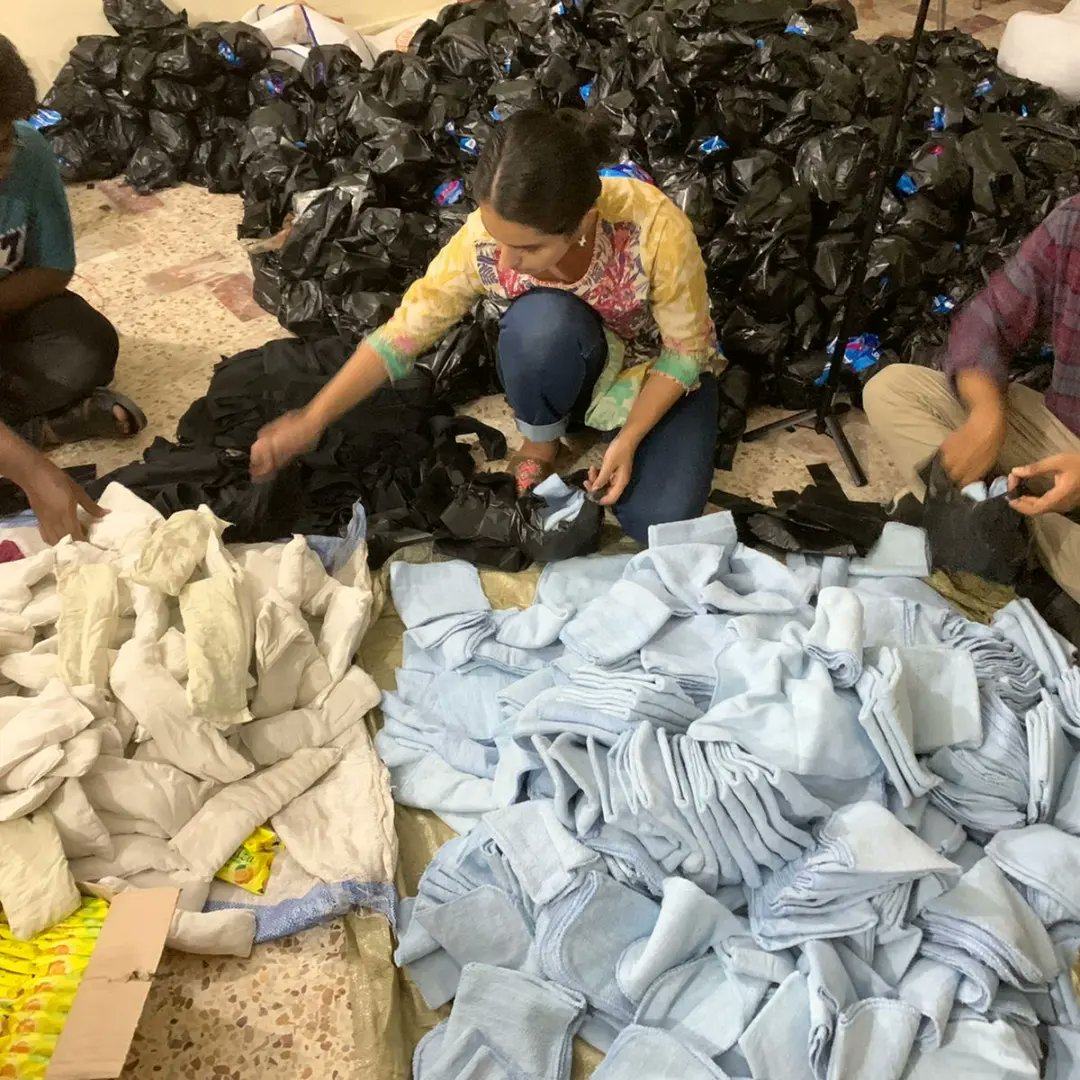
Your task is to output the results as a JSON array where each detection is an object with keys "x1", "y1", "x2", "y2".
[{"x1": 578, "y1": 234, "x2": 588, "y2": 248}]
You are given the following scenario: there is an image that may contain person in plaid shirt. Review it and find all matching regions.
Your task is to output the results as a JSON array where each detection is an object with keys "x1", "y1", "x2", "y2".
[{"x1": 865, "y1": 194, "x2": 1080, "y2": 603}]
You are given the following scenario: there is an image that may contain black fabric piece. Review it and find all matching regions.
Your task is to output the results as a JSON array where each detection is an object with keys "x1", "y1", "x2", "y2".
[
  {"x1": 709, "y1": 462, "x2": 889, "y2": 556},
  {"x1": 42, "y1": 1, "x2": 1080, "y2": 465},
  {"x1": 918, "y1": 455, "x2": 1029, "y2": 585},
  {"x1": 92, "y1": 336, "x2": 600, "y2": 568}
]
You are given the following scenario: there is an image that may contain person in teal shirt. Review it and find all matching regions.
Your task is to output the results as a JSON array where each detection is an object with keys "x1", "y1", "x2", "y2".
[{"x1": 0, "y1": 34, "x2": 144, "y2": 448}]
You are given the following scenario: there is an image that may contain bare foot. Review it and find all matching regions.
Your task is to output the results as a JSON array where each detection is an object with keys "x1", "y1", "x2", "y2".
[{"x1": 518, "y1": 438, "x2": 558, "y2": 464}]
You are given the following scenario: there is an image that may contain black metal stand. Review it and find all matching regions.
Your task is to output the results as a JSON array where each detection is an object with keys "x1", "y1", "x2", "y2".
[{"x1": 741, "y1": 0, "x2": 935, "y2": 487}]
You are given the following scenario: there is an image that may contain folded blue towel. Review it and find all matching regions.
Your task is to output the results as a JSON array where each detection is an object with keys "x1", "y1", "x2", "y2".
[
  {"x1": 561, "y1": 579, "x2": 673, "y2": 666},
  {"x1": 391, "y1": 560, "x2": 491, "y2": 628},
  {"x1": 592, "y1": 1024, "x2": 732, "y2": 1079}
]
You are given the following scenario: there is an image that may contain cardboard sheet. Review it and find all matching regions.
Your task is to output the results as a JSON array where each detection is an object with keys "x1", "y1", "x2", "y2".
[{"x1": 47, "y1": 888, "x2": 178, "y2": 1080}]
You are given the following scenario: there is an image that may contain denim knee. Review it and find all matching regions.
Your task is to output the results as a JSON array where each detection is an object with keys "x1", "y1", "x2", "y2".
[
  {"x1": 616, "y1": 483, "x2": 712, "y2": 545},
  {"x1": 498, "y1": 290, "x2": 607, "y2": 440}
]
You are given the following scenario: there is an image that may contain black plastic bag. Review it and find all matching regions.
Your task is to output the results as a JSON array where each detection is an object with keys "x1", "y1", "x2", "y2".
[
  {"x1": 920, "y1": 456, "x2": 1029, "y2": 584},
  {"x1": 104, "y1": 0, "x2": 187, "y2": 35},
  {"x1": 69, "y1": 36, "x2": 125, "y2": 86},
  {"x1": 186, "y1": 117, "x2": 245, "y2": 192},
  {"x1": 795, "y1": 125, "x2": 875, "y2": 205},
  {"x1": 148, "y1": 109, "x2": 195, "y2": 161},
  {"x1": 197, "y1": 22, "x2": 272, "y2": 74},
  {"x1": 438, "y1": 471, "x2": 604, "y2": 571},
  {"x1": 301, "y1": 45, "x2": 369, "y2": 104},
  {"x1": 416, "y1": 299, "x2": 502, "y2": 404},
  {"x1": 126, "y1": 139, "x2": 183, "y2": 192},
  {"x1": 149, "y1": 77, "x2": 202, "y2": 113},
  {"x1": 153, "y1": 30, "x2": 215, "y2": 83}
]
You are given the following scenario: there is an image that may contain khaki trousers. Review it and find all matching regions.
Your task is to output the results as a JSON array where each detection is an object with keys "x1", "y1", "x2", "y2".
[{"x1": 863, "y1": 364, "x2": 1080, "y2": 604}]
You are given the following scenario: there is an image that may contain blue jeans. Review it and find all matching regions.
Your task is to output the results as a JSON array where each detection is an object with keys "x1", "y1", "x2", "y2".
[{"x1": 497, "y1": 289, "x2": 718, "y2": 544}]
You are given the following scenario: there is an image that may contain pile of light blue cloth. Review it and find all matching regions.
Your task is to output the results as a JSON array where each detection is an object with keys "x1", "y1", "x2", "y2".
[{"x1": 377, "y1": 512, "x2": 1080, "y2": 1079}]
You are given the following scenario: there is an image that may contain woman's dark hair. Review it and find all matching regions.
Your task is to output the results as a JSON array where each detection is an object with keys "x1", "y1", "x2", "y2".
[
  {"x1": 473, "y1": 108, "x2": 616, "y2": 236},
  {"x1": 0, "y1": 36, "x2": 36, "y2": 126}
]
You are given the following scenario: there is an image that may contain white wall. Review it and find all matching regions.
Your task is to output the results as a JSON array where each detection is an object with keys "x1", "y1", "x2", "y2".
[{"x1": 2, "y1": 0, "x2": 435, "y2": 90}]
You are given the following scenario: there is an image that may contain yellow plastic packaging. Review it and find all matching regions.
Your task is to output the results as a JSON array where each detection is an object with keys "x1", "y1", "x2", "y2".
[
  {"x1": 0, "y1": 896, "x2": 106, "y2": 1070},
  {"x1": 0, "y1": 1053, "x2": 49, "y2": 1078},
  {"x1": 215, "y1": 825, "x2": 280, "y2": 894}
]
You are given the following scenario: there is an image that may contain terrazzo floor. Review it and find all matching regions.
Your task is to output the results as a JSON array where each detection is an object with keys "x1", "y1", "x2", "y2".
[{"x1": 39, "y1": 0, "x2": 1044, "y2": 1074}]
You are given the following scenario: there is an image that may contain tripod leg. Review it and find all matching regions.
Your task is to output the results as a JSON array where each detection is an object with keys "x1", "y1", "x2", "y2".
[
  {"x1": 742, "y1": 409, "x2": 818, "y2": 443},
  {"x1": 823, "y1": 413, "x2": 869, "y2": 487}
]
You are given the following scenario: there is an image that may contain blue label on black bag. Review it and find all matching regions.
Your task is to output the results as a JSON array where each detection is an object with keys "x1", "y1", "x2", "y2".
[
  {"x1": 434, "y1": 179, "x2": 464, "y2": 206},
  {"x1": 698, "y1": 135, "x2": 729, "y2": 155},
  {"x1": 27, "y1": 108, "x2": 62, "y2": 131},
  {"x1": 217, "y1": 40, "x2": 242, "y2": 67},
  {"x1": 895, "y1": 173, "x2": 919, "y2": 196}
]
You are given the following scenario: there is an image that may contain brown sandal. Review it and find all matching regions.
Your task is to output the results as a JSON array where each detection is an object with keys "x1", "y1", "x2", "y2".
[{"x1": 508, "y1": 453, "x2": 554, "y2": 497}]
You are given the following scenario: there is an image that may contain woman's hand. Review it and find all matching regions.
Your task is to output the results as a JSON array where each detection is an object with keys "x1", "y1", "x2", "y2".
[
  {"x1": 24, "y1": 460, "x2": 105, "y2": 544},
  {"x1": 250, "y1": 410, "x2": 321, "y2": 480},
  {"x1": 1008, "y1": 454, "x2": 1080, "y2": 516},
  {"x1": 939, "y1": 404, "x2": 1006, "y2": 488},
  {"x1": 586, "y1": 434, "x2": 638, "y2": 507}
]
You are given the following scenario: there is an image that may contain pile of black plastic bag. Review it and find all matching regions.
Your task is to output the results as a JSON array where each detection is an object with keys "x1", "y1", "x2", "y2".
[{"x1": 41, "y1": 0, "x2": 1080, "y2": 415}]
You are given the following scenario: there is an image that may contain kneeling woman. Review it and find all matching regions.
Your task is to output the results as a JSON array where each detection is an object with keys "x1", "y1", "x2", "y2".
[{"x1": 251, "y1": 108, "x2": 723, "y2": 542}]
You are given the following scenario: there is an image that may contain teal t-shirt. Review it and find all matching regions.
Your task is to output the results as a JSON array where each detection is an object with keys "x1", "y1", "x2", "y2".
[{"x1": 0, "y1": 121, "x2": 75, "y2": 279}]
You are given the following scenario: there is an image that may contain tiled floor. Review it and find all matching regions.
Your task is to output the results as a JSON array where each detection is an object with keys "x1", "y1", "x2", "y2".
[{"x1": 46, "y1": 3, "x2": 1043, "y2": 1075}]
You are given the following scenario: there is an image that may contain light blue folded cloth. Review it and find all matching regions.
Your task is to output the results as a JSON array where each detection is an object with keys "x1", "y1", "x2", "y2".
[
  {"x1": 986, "y1": 824, "x2": 1080, "y2": 925},
  {"x1": 1045, "y1": 1025, "x2": 1080, "y2": 1080},
  {"x1": 928, "y1": 688, "x2": 1031, "y2": 836},
  {"x1": 533, "y1": 474, "x2": 587, "y2": 532},
  {"x1": 560, "y1": 579, "x2": 673, "y2": 666},
  {"x1": 752, "y1": 801, "x2": 959, "y2": 924},
  {"x1": 413, "y1": 963, "x2": 586, "y2": 1080},
  {"x1": 641, "y1": 615, "x2": 736, "y2": 698},
  {"x1": 701, "y1": 543, "x2": 814, "y2": 615},
  {"x1": 535, "y1": 870, "x2": 659, "y2": 1024},
  {"x1": 592, "y1": 1025, "x2": 733, "y2": 1079},
  {"x1": 391, "y1": 560, "x2": 491, "y2": 628},
  {"x1": 1025, "y1": 692, "x2": 1070, "y2": 824},
  {"x1": 798, "y1": 938, "x2": 919, "y2": 1080},
  {"x1": 786, "y1": 553, "x2": 851, "y2": 595},
  {"x1": 513, "y1": 666, "x2": 702, "y2": 748},
  {"x1": 896, "y1": 646, "x2": 981, "y2": 754},
  {"x1": 849, "y1": 522, "x2": 930, "y2": 579},
  {"x1": 992, "y1": 597, "x2": 1075, "y2": 680},
  {"x1": 898, "y1": 957, "x2": 960, "y2": 1050},
  {"x1": 536, "y1": 554, "x2": 632, "y2": 618},
  {"x1": 1052, "y1": 752, "x2": 1080, "y2": 837},
  {"x1": 695, "y1": 639, "x2": 881, "y2": 782},
  {"x1": 798, "y1": 586, "x2": 864, "y2": 688},
  {"x1": 918, "y1": 858, "x2": 1059, "y2": 992},
  {"x1": 375, "y1": 727, "x2": 501, "y2": 834},
  {"x1": 900, "y1": 1016, "x2": 1041, "y2": 1079},
  {"x1": 495, "y1": 604, "x2": 573, "y2": 649},
  {"x1": 854, "y1": 648, "x2": 941, "y2": 808},
  {"x1": 738, "y1": 971, "x2": 815, "y2": 1080},
  {"x1": 827, "y1": 997, "x2": 921, "y2": 1080},
  {"x1": 648, "y1": 511, "x2": 739, "y2": 550},
  {"x1": 624, "y1": 543, "x2": 727, "y2": 616}
]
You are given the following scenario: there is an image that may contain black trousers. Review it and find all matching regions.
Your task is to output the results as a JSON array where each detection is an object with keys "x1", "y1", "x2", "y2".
[{"x1": 0, "y1": 291, "x2": 119, "y2": 426}]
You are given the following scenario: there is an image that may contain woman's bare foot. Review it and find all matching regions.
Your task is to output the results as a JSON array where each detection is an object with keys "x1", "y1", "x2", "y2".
[{"x1": 518, "y1": 438, "x2": 558, "y2": 464}]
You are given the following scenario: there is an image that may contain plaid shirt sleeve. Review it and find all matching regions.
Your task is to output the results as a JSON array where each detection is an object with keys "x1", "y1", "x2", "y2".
[{"x1": 944, "y1": 202, "x2": 1072, "y2": 387}]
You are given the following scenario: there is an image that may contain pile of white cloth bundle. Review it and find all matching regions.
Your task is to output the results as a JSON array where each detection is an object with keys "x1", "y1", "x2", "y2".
[{"x1": 0, "y1": 485, "x2": 394, "y2": 956}]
